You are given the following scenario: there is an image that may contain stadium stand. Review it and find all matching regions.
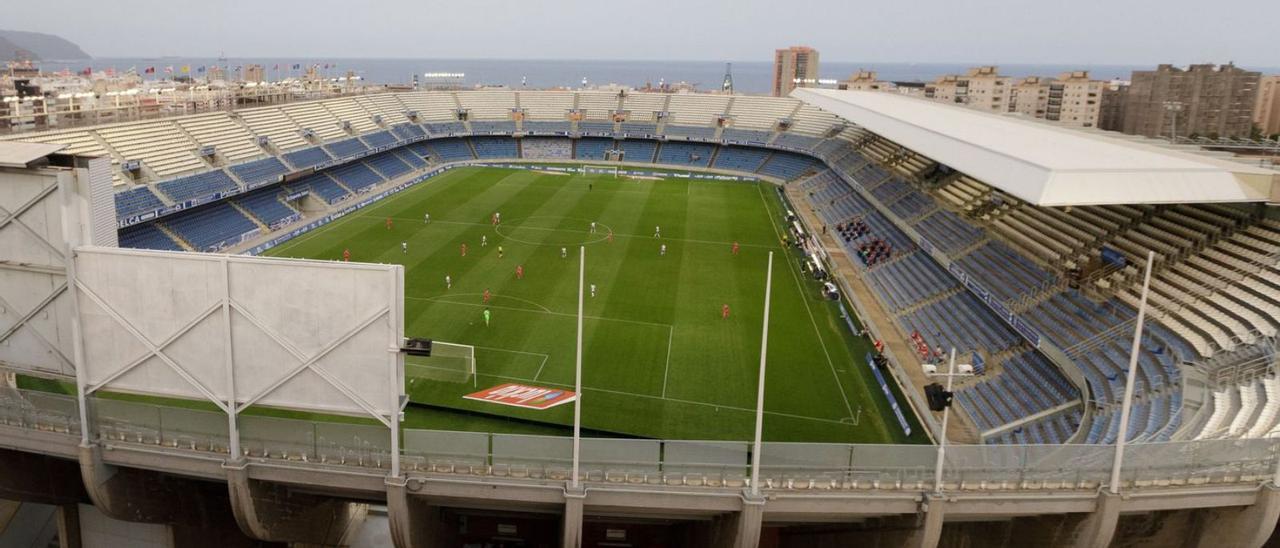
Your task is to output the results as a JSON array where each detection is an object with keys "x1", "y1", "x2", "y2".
[
  {"x1": 721, "y1": 127, "x2": 774, "y2": 144},
  {"x1": 230, "y1": 157, "x2": 290, "y2": 188},
  {"x1": 175, "y1": 112, "x2": 262, "y2": 162},
  {"x1": 655, "y1": 141, "x2": 715, "y2": 167},
  {"x1": 666, "y1": 94, "x2": 729, "y2": 126},
  {"x1": 727, "y1": 95, "x2": 796, "y2": 130},
  {"x1": 519, "y1": 91, "x2": 575, "y2": 121},
  {"x1": 234, "y1": 188, "x2": 300, "y2": 228},
  {"x1": 620, "y1": 122, "x2": 659, "y2": 137},
  {"x1": 321, "y1": 98, "x2": 378, "y2": 134},
  {"x1": 117, "y1": 223, "x2": 183, "y2": 251},
  {"x1": 711, "y1": 146, "x2": 770, "y2": 172},
  {"x1": 772, "y1": 132, "x2": 824, "y2": 151},
  {"x1": 365, "y1": 151, "x2": 414, "y2": 180},
  {"x1": 758, "y1": 151, "x2": 822, "y2": 180},
  {"x1": 426, "y1": 138, "x2": 476, "y2": 162},
  {"x1": 522, "y1": 121, "x2": 572, "y2": 134},
  {"x1": 390, "y1": 123, "x2": 426, "y2": 141},
  {"x1": 470, "y1": 121, "x2": 518, "y2": 134},
  {"x1": 114, "y1": 186, "x2": 168, "y2": 219},
  {"x1": 471, "y1": 137, "x2": 519, "y2": 159},
  {"x1": 393, "y1": 149, "x2": 427, "y2": 169},
  {"x1": 156, "y1": 170, "x2": 238, "y2": 204},
  {"x1": 424, "y1": 121, "x2": 468, "y2": 136},
  {"x1": 327, "y1": 162, "x2": 384, "y2": 192},
  {"x1": 164, "y1": 202, "x2": 259, "y2": 252},
  {"x1": 287, "y1": 173, "x2": 349, "y2": 204},
  {"x1": 324, "y1": 137, "x2": 370, "y2": 159},
  {"x1": 664, "y1": 125, "x2": 719, "y2": 140},
  {"x1": 576, "y1": 92, "x2": 620, "y2": 121},
  {"x1": 618, "y1": 139, "x2": 657, "y2": 163},
  {"x1": 283, "y1": 146, "x2": 333, "y2": 170},
  {"x1": 572, "y1": 138, "x2": 612, "y2": 161},
  {"x1": 521, "y1": 137, "x2": 573, "y2": 160},
  {"x1": 236, "y1": 107, "x2": 307, "y2": 151},
  {"x1": 281, "y1": 101, "x2": 345, "y2": 141},
  {"x1": 362, "y1": 130, "x2": 399, "y2": 149},
  {"x1": 97, "y1": 120, "x2": 206, "y2": 178},
  {"x1": 456, "y1": 90, "x2": 516, "y2": 120},
  {"x1": 577, "y1": 121, "x2": 615, "y2": 136}
]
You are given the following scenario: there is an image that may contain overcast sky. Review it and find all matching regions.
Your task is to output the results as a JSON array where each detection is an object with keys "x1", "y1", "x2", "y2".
[{"x1": 8, "y1": 0, "x2": 1280, "y2": 67}]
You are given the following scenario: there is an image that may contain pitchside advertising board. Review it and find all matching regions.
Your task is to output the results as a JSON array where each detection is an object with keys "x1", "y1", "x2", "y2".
[{"x1": 465, "y1": 383, "x2": 577, "y2": 410}]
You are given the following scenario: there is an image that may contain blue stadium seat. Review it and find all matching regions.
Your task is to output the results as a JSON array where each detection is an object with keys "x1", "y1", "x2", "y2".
[
  {"x1": 156, "y1": 170, "x2": 238, "y2": 203},
  {"x1": 711, "y1": 146, "x2": 770, "y2": 172},
  {"x1": 163, "y1": 203, "x2": 258, "y2": 252},
  {"x1": 427, "y1": 138, "x2": 476, "y2": 162},
  {"x1": 471, "y1": 137, "x2": 518, "y2": 159},
  {"x1": 327, "y1": 162, "x2": 384, "y2": 192},
  {"x1": 234, "y1": 189, "x2": 299, "y2": 228},
  {"x1": 655, "y1": 142, "x2": 715, "y2": 167},
  {"x1": 117, "y1": 223, "x2": 183, "y2": 251},
  {"x1": 230, "y1": 157, "x2": 289, "y2": 188},
  {"x1": 758, "y1": 151, "x2": 821, "y2": 180},
  {"x1": 664, "y1": 125, "x2": 718, "y2": 140},
  {"x1": 574, "y1": 138, "x2": 612, "y2": 161},
  {"x1": 522, "y1": 121, "x2": 571, "y2": 134},
  {"x1": 366, "y1": 152, "x2": 414, "y2": 180},
  {"x1": 114, "y1": 186, "x2": 167, "y2": 218},
  {"x1": 283, "y1": 146, "x2": 333, "y2": 170},
  {"x1": 362, "y1": 130, "x2": 398, "y2": 148},
  {"x1": 619, "y1": 140, "x2": 657, "y2": 163},
  {"x1": 577, "y1": 121, "x2": 615, "y2": 136},
  {"x1": 323, "y1": 138, "x2": 369, "y2": 159}
]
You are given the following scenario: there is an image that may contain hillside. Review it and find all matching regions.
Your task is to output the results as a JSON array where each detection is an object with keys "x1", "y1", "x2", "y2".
[{"x1": 0, "y1": 29, "x2": 90, "y2": 60}]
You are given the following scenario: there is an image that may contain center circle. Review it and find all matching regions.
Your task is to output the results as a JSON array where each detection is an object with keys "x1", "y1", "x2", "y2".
[{"x1": 493, "y1": 216, "x2": 612, "y2": 247}]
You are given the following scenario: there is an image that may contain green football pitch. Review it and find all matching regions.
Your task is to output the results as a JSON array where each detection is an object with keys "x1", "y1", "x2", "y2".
[{"x1": 265, "y1": 166, "x2": 925, "y2": 444}]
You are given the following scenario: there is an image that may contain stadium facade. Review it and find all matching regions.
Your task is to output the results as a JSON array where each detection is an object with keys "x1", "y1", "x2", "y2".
[{"x1": 0, "y1": 87, "x2": 1279, "y2": 547}]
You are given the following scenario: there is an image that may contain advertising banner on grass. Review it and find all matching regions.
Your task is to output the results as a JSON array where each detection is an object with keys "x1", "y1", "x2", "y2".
[{"x1": 464, "y1": 383, "x2": 578, "y2": 410}]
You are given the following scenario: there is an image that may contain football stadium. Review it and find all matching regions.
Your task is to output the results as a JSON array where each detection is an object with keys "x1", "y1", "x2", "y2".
[{"x1": 2, "y1": 84, "x2": 1280, "y2": 547}]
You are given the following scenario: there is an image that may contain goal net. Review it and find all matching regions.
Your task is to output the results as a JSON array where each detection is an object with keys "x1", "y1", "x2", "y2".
[
  {"x1": 404, "y1": 341, "x2": 477, "y2": 386},
  {"x1": 581, "y1": 165, "x2": 620, "y2": 178}
]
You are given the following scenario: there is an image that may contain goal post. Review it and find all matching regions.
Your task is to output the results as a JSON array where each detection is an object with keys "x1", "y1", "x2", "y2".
[
  {"x1": 404, "y1": 341, "x2": 477, "y2": 387},
  {"x1": 582, "y1": 165, "x2": 619, "y2": 178}
]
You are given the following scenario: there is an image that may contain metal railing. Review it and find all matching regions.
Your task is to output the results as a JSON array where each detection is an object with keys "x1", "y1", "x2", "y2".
[{"x1": 2, "y1": 387, "x2": 1278, "y2": 492}]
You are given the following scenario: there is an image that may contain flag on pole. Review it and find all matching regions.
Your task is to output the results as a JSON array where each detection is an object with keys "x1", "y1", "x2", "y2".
[
  {"x1": 291, "y1": 63, "x2": 300, "y2": 70},
  {"x1": 80, "y1": 67, "x2": 91, "y2": 76},
  {"x1": 181, "y1": 65, "x2": 190, "y2": 74},
  {"x1": 197, "y1": 66, "x2": 206, "y2": 73},
  {"x1": 164, "y1": 66, "x2": 174, "y2": 74},
  {"x1": 144, "y1": 66, "x2": 155, "y2": 74}
]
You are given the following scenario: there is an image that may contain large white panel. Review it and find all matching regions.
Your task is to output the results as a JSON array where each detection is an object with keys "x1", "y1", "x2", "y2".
[{"x1": 74, "y1": 247, "x2": 404, "y2": 419}]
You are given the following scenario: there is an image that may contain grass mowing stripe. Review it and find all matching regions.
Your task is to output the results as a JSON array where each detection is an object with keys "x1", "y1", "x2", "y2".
[
  {"x1": 261, "y1": 166, "x2": 917, "y2": 443},
  {"x1": 755, "y1": 182, "x2": 856, "y2": 419}
]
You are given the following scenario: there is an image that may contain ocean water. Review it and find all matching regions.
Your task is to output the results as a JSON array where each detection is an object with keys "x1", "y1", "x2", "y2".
[{"x1": 35, "y1": 57, "x2": 1279, "y2": 95}]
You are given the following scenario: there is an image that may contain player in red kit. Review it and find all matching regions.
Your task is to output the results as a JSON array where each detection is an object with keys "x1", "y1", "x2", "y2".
[
  {"x1": 732, "y1": 241, "x2": 740, "y2": 255},
  {"x1": 721, "y1": 304, "x2": 730, "y2": 319},
  {"x1": 483, "y1": 288, "x2": 491, "y2": 304},
  {"x1": 461, "y1": 243, "x2": 468, "y2": 257},
  {"x1": 607, "y1": 230, "x2": 614, "y2": 243},
  {"x1": 385, "y1": 217, "x2": 393, "y2": 230},
  {"x1": 516, "y1": 264, "x2": 524, "y2": 279},
  {"x1": 342, "y1": 248, "x2": 350, "y2": 262}
]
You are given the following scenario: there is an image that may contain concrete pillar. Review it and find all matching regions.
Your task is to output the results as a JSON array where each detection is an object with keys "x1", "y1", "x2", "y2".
[
  {"x1": 904, "y1": 494, "x2": 946, "y2": 548},
  {"x1": 386, "y1": 478, "x2": 413, "y2": 548},
  {"x1": 1194, "y1": 484, "x2": 1280, "y2": 548},
  {"x1": 56, "y1": 504, "x2": 81, "y2": 548},
  {"x1": 733, "y1": 494, "x2": 765, "y2": 548},
  {"x1": 224, "y1": 459, "x2": 367, "y2": 546},
  {"x1": 562, "y1": 487, "x2": 585, "y2": 548},
  {"x1": 1072, "y1": 491, "x2": 1121, "y2": 548}
]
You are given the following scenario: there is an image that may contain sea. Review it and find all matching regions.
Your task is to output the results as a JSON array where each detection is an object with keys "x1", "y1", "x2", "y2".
[{"x1": 34, "y1": 58, "x2": 1280, "y2": 95}]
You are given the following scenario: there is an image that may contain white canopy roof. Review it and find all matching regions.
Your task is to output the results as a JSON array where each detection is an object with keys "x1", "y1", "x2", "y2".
[
  {"x1": 0, "y1": 142, "x2": 66, "y2": 168},
  {"x1": 793, "y1": 88, "x2": 1278, "y2": 206}
]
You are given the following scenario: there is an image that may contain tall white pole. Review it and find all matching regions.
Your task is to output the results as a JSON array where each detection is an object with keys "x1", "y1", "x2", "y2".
[
  {"x1": 933, "y1": 347, "x2": 957, "y2": 495},
  {"x1": 749, "y1": 252, "x2": 775, "y2": 496},
  {"x1": 1110, "y1": 250, "x2": 1156, "y2": 494},
  {"x1": 571, "y1": 246, "x2": 585, "y2": 490}
]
